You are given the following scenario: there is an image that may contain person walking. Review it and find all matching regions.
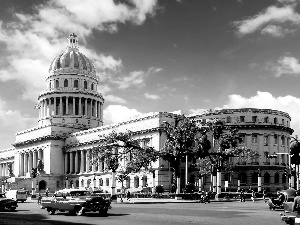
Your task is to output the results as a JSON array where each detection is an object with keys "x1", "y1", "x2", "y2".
[
  {"x1": 126, "y1": 190, "x2": 131, "y2": 201},
  {"x1": 240, "y1": 189, "x2": 245, "y2": 202},
  {"x1": 251, "y1": 190, "x2": 256, "y2": 202},
  {"x1": 37, "y1": 193, "x2": 42, "y2": 205}
]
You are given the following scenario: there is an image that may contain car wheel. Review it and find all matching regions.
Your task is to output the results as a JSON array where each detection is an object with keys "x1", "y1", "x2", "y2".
[
  {"x1": 99, "y1": 208, "x2": 108, "y2": 216},
  {"x1": 47, "y1": 208, "x2": 55, "y2": 215}
]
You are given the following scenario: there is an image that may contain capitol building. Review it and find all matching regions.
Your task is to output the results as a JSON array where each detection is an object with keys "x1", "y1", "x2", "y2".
[{"x1": 0, "y1": 34, "x2": 294, "y2": 194}]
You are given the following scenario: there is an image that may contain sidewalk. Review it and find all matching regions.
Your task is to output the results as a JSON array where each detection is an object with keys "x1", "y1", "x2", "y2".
[{"x1": 113, "y1": 197, "x2": 265, "y2": 204}]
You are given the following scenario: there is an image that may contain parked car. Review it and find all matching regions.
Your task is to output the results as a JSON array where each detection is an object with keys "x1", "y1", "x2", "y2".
[
  {"x1": 0, "y1": 193, "x2": 18, "y2": 211},
  {"x1": 5, "y1": 190, "x2": 27, "y2": 202},
  {"x1": 41, "y1": 190, "x2": 111, "y2": 216}
]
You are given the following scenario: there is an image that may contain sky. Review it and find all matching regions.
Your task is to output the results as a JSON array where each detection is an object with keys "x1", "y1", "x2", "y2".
[{"x1": 0, "y1": 0, "x2": 300, "y2": 149}]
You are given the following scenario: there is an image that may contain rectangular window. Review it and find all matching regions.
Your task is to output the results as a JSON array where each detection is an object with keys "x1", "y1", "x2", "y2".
[
  {"x1": 274, "y1": 135, "x2": 278, "y2": 144},
  {"x1": 252, "y1": 134, "x2": 258, "y2": 144},
  {"x1": 252, "y1": 116, "x2": 257, "y2": 123},
  {"x1": 281, "y1": 136, "x2": 285, "y2": 146},
  {"x1": 106, "y1": 178, "x2": 109, "y2": 186},
  {"x1": 240, "y1": 116, "x2": 245, "y2": 122},
  {"x1": 264, "y1": 135, "x2": 269, "y2": 146}
]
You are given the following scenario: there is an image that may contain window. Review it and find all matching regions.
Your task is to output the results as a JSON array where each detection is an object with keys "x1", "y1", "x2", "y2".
[
  {"x1": 84, "y1": 80, "x2": 88, "y2": 89},
  {"x1": 264, "y1": 135, "x2": 269, "y2": 146},
  {"x1": 264, "y1": 172, "x2": 270, "y2": 184},
  {"x1": 240, "y1": 116, "x2": 245, "y2": 122},
  {"x1": 99, "y1": 178, "x2": 103, "y2": 186},
  {"x1": 64, "y1": 79, "x2": 68, "y2": 87},
  {"x1": 281, "y1": 136, "x2": 285, "y2": 146},
  {"x1": 252, "y1": 116, "x2": 257, "y2": 123},
  {"x1": 252, "y1": 134, "x2": 258, "y2": 144},
  {"x1": 282, "y1": 174, "x2": 287, "y2": 184},
  {"x1": 106, "y1": 178, "x2": 109, "y2": 186},
  {"x1": 74, "y1": 80, "x2": 79, "y2": 88},
  {"x1": 134, "y1": 177, "x2": 139, "y2": 188},
  {"x1": 126, "y1": 177, "x2": 130, "y2": 188},
  {"x1": 142, "y1": 176, "x2": 147, "y2": 187},
  {"x1": 239, "y1": 134, "x2": 245, "y2": 143},
  {"x1": 274, "y1": 135, "x2": 278, "y2": 144},
  {"x1": 240, "y1": 172, "x2": 247, "y2": 184},
  {"x1": 252, "y1": 172, "x2": 258, "y2": 184},
  {"x1": 264, "y1": 117, "x2": 269, "y2": 123},
  {"x1": 91, "y1": 83, "x2": 94, "y2": 90},
  {"x1": 274, "y1": 173, "x2": 279, "y2": 184},
  {"x1": 55, "y1": 80, "x2": 59, "y2": 88},
  {"x1": 49, "y1": 82, "x2": 52, "y2": 89},
  {"x1": 274, "y1": 117, "x2": 278, "y2": 124},
  {"x1": 282, "y1": 119, "x2": 284, "y2": 125},
  {"x1": 226, "y1": 116, "x2": 231, "y2": 123}
]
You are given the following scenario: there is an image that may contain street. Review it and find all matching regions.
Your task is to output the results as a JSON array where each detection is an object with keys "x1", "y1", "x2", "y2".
[{"x1": 0, "y1": 199, "x2": 284, "y2": 225}]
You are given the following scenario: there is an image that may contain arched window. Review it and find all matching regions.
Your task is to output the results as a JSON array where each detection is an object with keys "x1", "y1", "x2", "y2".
[
  {"x1": 55, "y1": 80, "x2": 59, "y2": 88},
  {"x1": 274, "y1": 173, "x2": 279, "y2": 184},
  {"x1": 99, "y1": 178, "x2": 103, "y2": 186},
  {"x1": 282, "y1": 174, "x2": 287, "y2": 184},
  {"x1": 91, "y1": 83, "x2": 94, "y2": 90},
  {"x1": 264, "y1": 117, "x2": 269, "y2": 123},
  {"x1": 252, "y1": 172, "x2": 258, "y2": 184},
  {"x1": 134, "y1": 176, "x2": 139, "y2": 188},
  {"x1": 74, "y1": 79, "x2": 79, "y2": 88},
  {"x1": 84, "y1": 80, "x2": 87, "y2": 89},
  {"x1": 81, "y1": 180, "x2": 84, "y2": 188},
  {"x1": 274, "y1": 117, "x2": 278, "y2": 124},
  {"x1": 106, "y1": 178, "x2": 109, "y2": 186},
  {"x1": 240, "y1": 172, "x2": 247, "y2": 184},
  {"x1": 49, "y1": 82, "x2": 52, "y2": 89},
  {"x1": 126, "y1": 177, "x2": 131, "y2": 188},
  {"x1": 142, "y1": 176, "x2": 147, "y2": 187},
  {"x1": 264, "y1": 172, "x2": 270, "y2": 184},
  {"x1": 64, "y1": 79, "x2": 68, "y2": 87}
]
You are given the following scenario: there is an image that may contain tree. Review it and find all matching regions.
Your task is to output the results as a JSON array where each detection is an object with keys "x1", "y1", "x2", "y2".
[
  {"x1": 89, "y1": 130, "x2": 160, "y2": 194},
  {"x1": 290, "y1": 136, "x2": 300, "y2": 165},
  {"x1": 160, "y1": 115, "x2": 206, "y2": 194}
]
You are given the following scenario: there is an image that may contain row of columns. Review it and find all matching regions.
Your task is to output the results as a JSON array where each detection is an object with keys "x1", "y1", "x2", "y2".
[
  {"x1": 39, "y1": 97, "x2": 103, "y2": 121},
  {"x1": 19, "y1": 150, "x2": 43, "y2": 176},
  {"x1": 64, "y1": 150, "x2": 106, "y2": 175},
  {"x1": 0, "y1": 162, "x2": 13, "y2": 177}
]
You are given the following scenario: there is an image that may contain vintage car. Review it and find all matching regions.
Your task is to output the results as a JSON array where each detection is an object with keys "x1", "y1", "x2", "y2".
[
  {"x1": 0, "y1": 193, "x2": 18, "y2": 211},
  {"x1": 278, "y1": 189, "x2": 300, "y2": 224},
  {"x1": 267, "y1": 189, "x2": 296, "y2": 210},
  {"x1": 41, "y1": 190, "x2": 111, "y2": 216}
]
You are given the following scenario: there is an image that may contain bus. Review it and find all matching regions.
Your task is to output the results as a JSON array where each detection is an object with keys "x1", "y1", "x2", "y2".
[{"x1": 5, "y1": 190, "x2": 27, "y2": 202}]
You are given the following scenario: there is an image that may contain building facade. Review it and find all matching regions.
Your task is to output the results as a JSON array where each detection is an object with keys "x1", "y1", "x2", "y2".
[{"x1": 0, "y1": 35, "x2": 294, "y2": 194}]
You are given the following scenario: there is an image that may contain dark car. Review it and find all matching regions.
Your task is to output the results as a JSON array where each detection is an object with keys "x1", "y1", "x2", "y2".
[
  {"x1": 81, "y1": 196, "x2": 112, "y2": 216},
  {"x1": 0, "y1": 193, "x2": 18, "y2": 211}
]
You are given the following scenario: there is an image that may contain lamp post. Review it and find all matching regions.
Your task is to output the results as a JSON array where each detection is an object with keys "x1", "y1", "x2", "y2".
[{"x1": 93, "y1": 175, "x2": 96, "y2": 191}]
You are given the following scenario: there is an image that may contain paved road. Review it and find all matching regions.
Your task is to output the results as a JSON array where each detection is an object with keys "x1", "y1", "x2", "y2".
[{"x1": 0, "y1": 198, "x2": 284, "y2": 225}]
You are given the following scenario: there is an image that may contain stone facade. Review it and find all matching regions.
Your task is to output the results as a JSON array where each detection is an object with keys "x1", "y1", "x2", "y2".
[{"x1": 0, "y1": 35, "x2": 294, "y2": 194}]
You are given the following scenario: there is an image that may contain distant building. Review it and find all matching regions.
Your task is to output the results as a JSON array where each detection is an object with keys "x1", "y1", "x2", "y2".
[{"x1": 0, "y1": 34, "x2": 293, "y2": 194}]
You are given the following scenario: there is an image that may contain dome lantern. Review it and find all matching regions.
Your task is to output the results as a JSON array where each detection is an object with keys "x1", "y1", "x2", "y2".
[{"x1": 66, "y1": 33, "x2": 79, "y2": 52}]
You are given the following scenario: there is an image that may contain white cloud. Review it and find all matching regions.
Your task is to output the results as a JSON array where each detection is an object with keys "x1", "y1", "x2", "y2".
[
  {"x1": 234, "y1": 4, "x2": 300, "y2": 36},
  {"x1": 0, "y1": 98, "x2": 36, "y2": 149},
  {"x1": 103, "y1": 105, "x2": 142, "y2": 125},
  {"x1": 221, "y1": 91, "x2": 300, "y2": 136},
  {"x1": 269, "y1": 54, "x2": 300, "y2": 77},
  {"x1": 261, "y1": 25, "x2": 287, "y2": 37},
  {"x1": 105, "y1": 95, "x2": 127, "y2": 104},
  {"x1": 144, "y1": 93, "x2": 160, "y2": 100},
  {"x1": 0, "y1": 0, "x2": 159, "y2": 101},
  {"x1": 112, "y1": 71, "x2": 146, "y2": 89}
]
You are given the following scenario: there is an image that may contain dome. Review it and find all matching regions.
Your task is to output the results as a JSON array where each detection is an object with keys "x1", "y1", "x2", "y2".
[{"x1": 48, "y1": 33, "x2": 96, "y2": 78}]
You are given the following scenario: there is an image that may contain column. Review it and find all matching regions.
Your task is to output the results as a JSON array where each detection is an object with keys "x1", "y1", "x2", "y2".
[
  {"x1": 75, "y1": 151, "x2": 79, "y2": 174},
  {"x1": 70, "y1": 152, "x2": 74, "y2": 174},
  {"x1": 217, "y1": 170, "x2": 222, "y2": 195},
  {"x1": 19, "y1": 154, "x2": 24, "y2": 176},
  {"x1": 79, "y1": 98, "x2": 82, "y2": 115},
  {"x1": 24, "y1": 154, "x2": 28, "y2": 175},
  {"x1": 80, "y1": 151, "x2": 85, "y2": 173},
  {"x1": 66, "y1": 96, "x2": 69, "y2": 115},
  {"x1": 90, "y1": 99, "x2": 93, "y2": 117},
  {"x1": 92, "y1": 154, "x2": 96, "y2": 172},
  {"x1": 37, "y1": 149, "x2": 42, "y2": 161},
  {"x1": 86, "y1": 150, "x2": 90, "y2": 172},
  {"x1": 64, "y1": 153, "x2": 69, "y2": 174},
  {"x1": 85, "y1": 99, "x2": 88, "y2": 117},
  {"x1": 73, "y1": 97, "x2": 76, "y2": 116},
  {"x1": 258, "y1": 173, "x2": 262, "y2": 192},
  {"x1": 33, "y1": 151, "x2": 37, "y2": 168},
  {"x1": 100, "y1": 103, "x2": 103, "y2": 121},
  {"x1": 59, "y1": 97, "x2": 63, "y2": 115},
  {"x1": 29, "y1": 152, "x2": 33, "y2": 170}
]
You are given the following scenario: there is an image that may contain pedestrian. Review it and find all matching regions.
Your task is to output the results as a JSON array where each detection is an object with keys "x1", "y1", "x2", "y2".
[
  {"x1": 263, "y1": 188, "x2": 267, "y2": 202},
  {"x1": 37, "y1": 193, "x2": 42, "y2": 205},
  {"x1": 45, "y1": 188, "x2": 49, "y2": 197},
  {"x1": 240, "y1": 189, "x2": 245, "y2": 202},
  {"x1": 126, "y1": 190, "x2": 131, "y2": 201},
  {"x1": 251, "y1": 190, "x2": 256, "y2": 202}
]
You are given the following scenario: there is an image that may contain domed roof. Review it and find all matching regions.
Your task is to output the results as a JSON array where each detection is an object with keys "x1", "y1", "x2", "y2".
[{"x1": 48, "y1": 33, "x2": 96, "y2": 78}]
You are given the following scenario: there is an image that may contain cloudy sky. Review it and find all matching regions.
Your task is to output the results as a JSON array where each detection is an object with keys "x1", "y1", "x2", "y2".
[{"x1": 0, "y1": 0, "x2": 300, "y2": 149}]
